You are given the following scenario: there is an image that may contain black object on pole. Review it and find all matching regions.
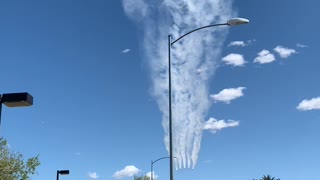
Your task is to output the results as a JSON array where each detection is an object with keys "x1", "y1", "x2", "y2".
[
  {"x1": 0, "y1": 92, "x2": 33, "y2": 131},
  {"x1": 57, "y1": 170, "x2": 70, "y2": 180}
]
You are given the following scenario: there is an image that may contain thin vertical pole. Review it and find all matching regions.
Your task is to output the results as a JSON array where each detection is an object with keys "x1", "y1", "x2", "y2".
[
  {"x1": 56, "y1": 171, "x2": 59, "y2": 180},
  {"x1": 151, "y1": 160, "x2": 153, "y2": 180},
  {"x1": 168, "y1": 35, "x2": 174, "y2": 180}
]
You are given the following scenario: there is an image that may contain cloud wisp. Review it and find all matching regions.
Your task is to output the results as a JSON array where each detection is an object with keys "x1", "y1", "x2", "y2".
[
  {"x1": 122, "y1": 49, "x2": 131, "y2": 53},
  {"x1": 228, "y1": 41, "x2": 246, "y2": 47},
  {"x1": 297, "y1": 97, "x2": 320, "y2": 111},
  {"x1": 122, "y1": 0, "x2": 236, "y2": 169},
  {"x1": 228, "y1": 39, "x2": 255, "y2": 47},
  {"x1": 210, "y1": 87, "x2": 246, "y2": 104},
  {"x1": 113, "y1": 165, "x2": 140, "y2": 179},
  {"x1": 274, "y1": 46, "x2": 296, "y2": 58},
  {"x1": 296, "y1": 43, "x2": 308, "y2": 48},
  {"x1": 254, "y1": 50, "x2": 275, "y2": 64},
  {"x1": 203, "y1": 117, "x2": 239, "y2": 133},
  {"x1": 88, "y1": 172, "x2": 99, "y2": 179},
  {"x1": 222, "y1": 53, "x2": 246, "y2": 66}
]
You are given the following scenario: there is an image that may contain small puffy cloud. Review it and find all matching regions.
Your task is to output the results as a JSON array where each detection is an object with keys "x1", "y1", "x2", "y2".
[
  {"x1": 113, "y1": 165, "x2": 140, "y2": 179},
  {"x1": 297, "y1": 97, "x2": 320, "y2": 111},
  {"x1": 146, "y1": 171, "x2": 158, "y2": 179},
  {"x1": 228, "y1": 41, "x2": 246, "y2": 47},
  {"x1": 210, "y1": 87, "x2": 246, "y2": 104},
  {"x1": 296, "y1": 43, "x2": 308, "y2": 48},
  {"x1": 122, "y1": 49, "x2": 131, "y2": 53},
  {"x1": 222, "y1": 53, "x2": 246, "y2": 66},
  {"x1": 254, "y1": 50, "x2": 275, "y2": 64},
  {"x1": 203, "y1": 117, "x2": 240, "y2": 133},
  {"x1": 274, "y1": 46, "x2": 296, "y2": 58},
  {"x1": 88, "y1": 172, "x2": 99, "y2": 179}
]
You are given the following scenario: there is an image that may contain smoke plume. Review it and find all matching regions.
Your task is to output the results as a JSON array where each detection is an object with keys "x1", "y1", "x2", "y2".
[{"x1": 122, "y1": 0, "x2": 236, "y2": 169}]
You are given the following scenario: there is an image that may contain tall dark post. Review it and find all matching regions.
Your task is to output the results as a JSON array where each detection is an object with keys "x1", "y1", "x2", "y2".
[
  {"x1": 168, "y1": 35, "x2": 174, "y2": 180},
  {"x1": 151, "y1": 160, "x2": 153, "y2": 180},
  {"x1": 56, "y1": 170, "x2": 59, "y2": 180}
]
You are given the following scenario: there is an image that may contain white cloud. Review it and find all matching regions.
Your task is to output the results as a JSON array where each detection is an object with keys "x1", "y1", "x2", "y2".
[
  {"x1": 274, "y1": 46, "x2": 296, "y2": 58},
  {"x1": 122, "y1": 0, "x2": 236, "y2": 169},
  {"x1": 88, "y1": 172, "x2": 99, "y2": 179},
  {"x1": 203, "y1": 117, "x2": 239, "y2": 133},
  {"x1": 228, "y1": 39, "x2": 255, "y2": 47},
  {"x1": 122, "y1": 0, "x2": 149, "y2": 20},
  {"x1": 210, "y1": 87, "x2": 246, "y2": 104},
  {"x1": 122, "y1": 49, "x2": 131, "y2": 53},
  {"x1": 254, "y1": 50, "x2": 275, "y2": 64},
  {"x1": 296, "y1": 43, "x2": 308, "y2": 48},
  {"x1": 297, "y1": 97, "x2": 320, "y2": 111},
  {"x1": 113, "y1": 165, "x2": 140, "y2": 179},
  {"x1": 146, "y1": 171, "x2": 157, "y2": 180},
  {"x1": 222, "y1": 53, "x2": 246, "y2": 66},
  {"x1": 228, "y1": 41, "x2": 246, "y2": 47}
]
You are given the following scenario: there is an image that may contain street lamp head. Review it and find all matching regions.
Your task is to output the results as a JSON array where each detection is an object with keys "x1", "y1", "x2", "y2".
[
  {"x1": 227, "y1": 18, "x2": 249, "y2": 26},
  {"x1": 1, "y1": 92, "x2": 33, "y2": 107},
  {"x1": 58, "y1": 170, "x2": 70, "y2": 175}
]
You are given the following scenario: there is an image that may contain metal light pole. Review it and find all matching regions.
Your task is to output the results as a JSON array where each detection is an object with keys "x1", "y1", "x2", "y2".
[
  {"x1": 0, "y1": 92, "x2": 33, "y2": 130},
  {"x1": 167, "y1": 18, "x2": 249, "y2": 180},
  {"x1": 56, "y1": 170, "x2": 70, "y2": 180}
]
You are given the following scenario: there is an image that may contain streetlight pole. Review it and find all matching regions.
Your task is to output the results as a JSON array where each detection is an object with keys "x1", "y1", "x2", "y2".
[{"x1": 167, "y1": 18, "x2": 249, "y2": 180}]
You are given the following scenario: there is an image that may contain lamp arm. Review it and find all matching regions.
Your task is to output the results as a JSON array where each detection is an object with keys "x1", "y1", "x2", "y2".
[{"x1": 170, "y1": 23, "x2": 228, "y2": 46}]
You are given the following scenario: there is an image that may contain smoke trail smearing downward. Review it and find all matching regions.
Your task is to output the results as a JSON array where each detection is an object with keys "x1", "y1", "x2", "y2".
[{"x1": 122, "y1": 0, "x2": 236, "y2": 169}]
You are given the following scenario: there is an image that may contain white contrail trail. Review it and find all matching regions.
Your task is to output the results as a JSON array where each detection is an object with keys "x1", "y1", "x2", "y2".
[{"x1": 122, "y1": 0, "x2": 236, "y2": 169}]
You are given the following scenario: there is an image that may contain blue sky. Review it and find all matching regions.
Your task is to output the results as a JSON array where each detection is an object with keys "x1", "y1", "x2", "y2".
[{"x1": 0, "y1": 0, "x2": 319, "y2": 180}]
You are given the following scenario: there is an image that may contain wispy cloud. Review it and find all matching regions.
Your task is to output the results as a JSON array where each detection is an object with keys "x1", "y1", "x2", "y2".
[
  {"x1": 274, "y1": 46, "x2": 296, "y2": 58},
  {"x1": 254, "y1": 50, "x2": 275, "y2": 64},
  {"x1": 228, "y1": 41, "x2": 246, "y2": 47},
  {"x1": 113, "y1": 165, "x2": 140, "y2": 179},
  {"x1": 222, "y1": 53, "x2": 246, "y2": 66},
  {"x1": 122, "y1": 0, "x2": 236, "y2": 169},
  {"x1": 146, "y1": 171, "x2": 158, "y2": 180},
  {"x1": 122, "y1": 0, "x2": 149, "y2": 21},
  {"x1": 297, "y1": 97, "x2": 320, "y2": 111},
  {"x1": 296, "y1": 43, "x2": 308, "y2": 48},
  {"x1": 228, "y1": 39, "x2": 255, "y2": 47},
  {"x1": 121, "y1": 49, "x2": 131, "y2": 53},
  {"x1": 88, "y1": 172, "x2": 99, "y2": 179},
  {"x1": 203, "y1": 117, "x2": 239, "y2": 133},
  {"x1": 210, "y1": 87, "x2": 246, "y2": 104}
]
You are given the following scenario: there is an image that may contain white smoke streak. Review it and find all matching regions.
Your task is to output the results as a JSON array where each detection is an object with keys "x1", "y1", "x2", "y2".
[{"x1": 122, "y1": 0, "x2": 236, "y2": 169}]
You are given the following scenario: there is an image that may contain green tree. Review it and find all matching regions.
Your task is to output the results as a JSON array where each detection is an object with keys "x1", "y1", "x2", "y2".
[
  {"x1": 0, "y1": 138, "x2": 40, "y2": 180},
  {"x1": 134, "y1": 175, "x2": 150, "y2": 180},
  {"x1": 253, "y1": 174, "x2": 280, "y2": 180}
]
